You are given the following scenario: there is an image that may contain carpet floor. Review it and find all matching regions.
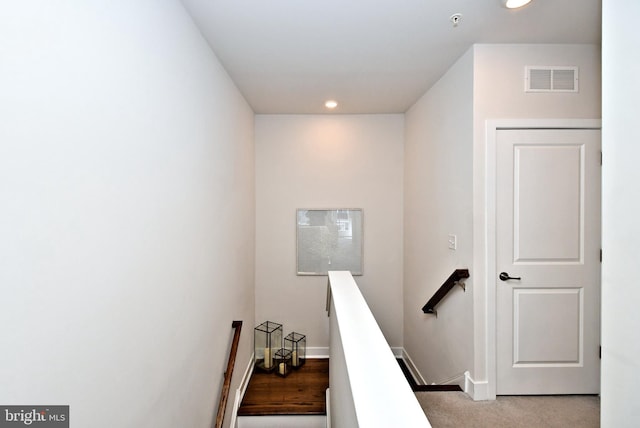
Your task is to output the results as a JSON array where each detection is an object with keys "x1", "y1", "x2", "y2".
[{"x1": 416, "y1": 392, "x2": 600, "y2": 428}]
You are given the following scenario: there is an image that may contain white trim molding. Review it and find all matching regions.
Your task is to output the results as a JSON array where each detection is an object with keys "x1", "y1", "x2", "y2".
[
  {"x1": 401, "y1": 347, "x2": 467, "y2": 391},
  {"x1": 325, "y1": 388, "x2": 331, "y2": 428},
  {"x1": 390, "y1": 347, "x2": 404, "y2": 359},
  {"x1": 307, "y1": 347, "x2": 330, "y2": 359},
  {"x1": 464, "y1": 371, "x2": 490, "y2": 401},
  {"x1": 230, "y1": 354, "x2": 255, "y2": 428},
  {"x1": 400, "y1": 348, "x2": 427, "y2": 385}
]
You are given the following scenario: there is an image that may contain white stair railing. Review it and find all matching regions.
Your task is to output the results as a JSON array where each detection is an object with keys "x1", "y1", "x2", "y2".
[{"x1": 327, "y1": 271, "x2": 431, "y2": 427}]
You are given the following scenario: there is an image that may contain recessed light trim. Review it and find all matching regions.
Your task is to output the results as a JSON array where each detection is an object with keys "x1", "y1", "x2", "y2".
[
  {"x1": 504, "y1": 0, "x2": 532, "y2": 9},
  {"x1": 325, "y1": 100, "x2": 338, "y2": 109}
]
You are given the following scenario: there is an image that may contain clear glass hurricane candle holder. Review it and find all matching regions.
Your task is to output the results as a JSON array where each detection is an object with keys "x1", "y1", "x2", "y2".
[
  {"x1": 284, "y1": 332, "x2": 306, "y2": 369},
  {"x1": 274, "y1": 348, "x2": 292, "y2": 377},
  {"x1": 254, "y1": 321, "x2": 282, "y2": 372}
]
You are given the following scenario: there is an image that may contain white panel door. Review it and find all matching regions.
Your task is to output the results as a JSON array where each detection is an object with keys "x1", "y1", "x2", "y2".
[{"x1": 496, "y1": 129, "x2": 601, "y2": 395}]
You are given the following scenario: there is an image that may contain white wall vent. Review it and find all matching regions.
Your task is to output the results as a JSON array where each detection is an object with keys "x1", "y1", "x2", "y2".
[{"x1": 525, "y1": 66, "x2": 579, "y2": 92}]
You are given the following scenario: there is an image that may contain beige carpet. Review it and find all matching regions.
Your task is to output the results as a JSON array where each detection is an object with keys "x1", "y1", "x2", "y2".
[{"x1": 416, "y1": 392, "x2": 600, "y2": 428}]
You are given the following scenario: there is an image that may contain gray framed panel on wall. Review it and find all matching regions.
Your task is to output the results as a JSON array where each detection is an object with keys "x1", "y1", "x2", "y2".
[{"x1": 296, "y1": 209, "x2": 363, "y2": 276}]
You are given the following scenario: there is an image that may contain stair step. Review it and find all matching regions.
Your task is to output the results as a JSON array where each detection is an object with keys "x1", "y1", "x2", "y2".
[
  {"x1": 238, "y1": 359, "x2": 329, "y2": 416},
  {"x1": 237, "y1": 415, "x2": 326, "y2": 428}
]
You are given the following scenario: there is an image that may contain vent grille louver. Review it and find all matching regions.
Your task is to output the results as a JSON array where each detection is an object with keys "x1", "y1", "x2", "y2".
[{"x1": 525, "y1": 66, "x2": 579, "y2": 92}]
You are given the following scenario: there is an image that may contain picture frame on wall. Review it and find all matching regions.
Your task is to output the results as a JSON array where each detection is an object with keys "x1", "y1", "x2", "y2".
[{"x1": 296, "y1": 209, "x2": 363, "y2": 276}]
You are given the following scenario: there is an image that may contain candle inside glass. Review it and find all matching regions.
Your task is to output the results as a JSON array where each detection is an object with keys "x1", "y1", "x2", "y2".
[
  {"x1": 264, "y1": 348, "x2": 271, "y2": 369},
  {"x1": 279, "y1": 362, "x2": 286, "y2": 376},
  {"x1": 292, "y1": 350, "x2": 299, "y2": 367}
]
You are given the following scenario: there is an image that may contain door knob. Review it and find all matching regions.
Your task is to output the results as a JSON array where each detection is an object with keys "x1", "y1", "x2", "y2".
[{"x1": 499, "y1": 272, "x2": 521, "y2": 281}]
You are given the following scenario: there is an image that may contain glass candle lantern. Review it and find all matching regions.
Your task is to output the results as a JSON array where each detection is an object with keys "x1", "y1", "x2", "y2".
[
  {"x1": 274, "y1": 348, "x2": 292, "y2": 377},
  {"x1": 284, "y1": 332, "x2": 306, "y2": 369},
  {"x1": 254, "y1": 321, "x2": 282, "y2": 372}
]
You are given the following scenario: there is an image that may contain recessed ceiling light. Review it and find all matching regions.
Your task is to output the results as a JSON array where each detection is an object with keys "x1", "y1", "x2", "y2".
[
  {"x1": 325, "y1": 100, "x2": 338, "y2": 109},
  {"x1": 504, "y1": 0, "x2": 532, "y2": 8}
]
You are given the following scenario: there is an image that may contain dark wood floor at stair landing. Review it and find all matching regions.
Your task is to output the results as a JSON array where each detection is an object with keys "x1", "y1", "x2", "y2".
[{"x1": 238, "y1": 358, "x2": 329, "y2": 416}]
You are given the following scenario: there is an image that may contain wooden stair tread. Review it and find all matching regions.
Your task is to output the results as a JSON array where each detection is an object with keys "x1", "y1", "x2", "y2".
[{"x1": 238, "y1": 358, "x2": 329, "y2": 416}]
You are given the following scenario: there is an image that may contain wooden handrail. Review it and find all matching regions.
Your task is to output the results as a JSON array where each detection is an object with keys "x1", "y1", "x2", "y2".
[
  {"x1": 215, "y1": 320, "x2": 243, "y2": 428},
  {"x1": 421, "y1": 269, "x2": 469, "y2": 316}
]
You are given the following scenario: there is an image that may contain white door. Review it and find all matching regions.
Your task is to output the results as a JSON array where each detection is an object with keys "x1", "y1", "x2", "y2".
[{"x1": 496, "y1": 129, "x2": 601, "y2": 395}]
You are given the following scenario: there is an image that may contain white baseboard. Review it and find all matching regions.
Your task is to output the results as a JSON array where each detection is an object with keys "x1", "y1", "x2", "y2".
[
  {"x1": 464, "y1": 371, "x2": 491, "y2": 401},
  {"x1": 437, "y1": 371, "x2": 467, "y2": 389},
  {"x1": 307, "y1": 347, "x2": 329, "y2": 359},
  {"x1": 325, "y1": 388, "x2": 331, "y2": 428},
  {"x1": 390, "y1": 347, "x2": 404, "y2": 358},
  {"x1": 230, "y1": 353, "x2": 255, "y2": 428},
  {"x1": 401, "y1": 348, "x2": 490, "y2": 398},
  {"x1": 400, "y1": 348, "x2": 427, "y2": 385}
]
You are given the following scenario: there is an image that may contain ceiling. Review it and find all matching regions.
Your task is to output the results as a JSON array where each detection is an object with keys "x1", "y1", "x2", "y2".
[{"x1": 181, "y1": 0, "x2": 601, "y2": 114}]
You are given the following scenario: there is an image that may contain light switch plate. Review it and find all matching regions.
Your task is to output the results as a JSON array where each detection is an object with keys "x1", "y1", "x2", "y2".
[{"x1": 448, "y1": 234, "x2": 457, "y2": 250}]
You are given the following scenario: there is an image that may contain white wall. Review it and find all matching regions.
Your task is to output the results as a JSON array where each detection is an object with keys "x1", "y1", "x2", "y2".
[
  {"x1": 255, "y1": 115, "x2": 404, "y2": 349},
  {"x1": 0, "y1": 2, "x2": 254, "y2": 428},
  {"x1": 404, "y1": 44, "x2": 601, "y2": 392},
  {"x1": 601, "y1": 1, "x2": 640, "y2": 426},
  {"x1": 403, "y1": 49, "x2": 475, "y2": 385},
  {"x1": 471, "y1": 44, "x2": 601, "y2": 391}
]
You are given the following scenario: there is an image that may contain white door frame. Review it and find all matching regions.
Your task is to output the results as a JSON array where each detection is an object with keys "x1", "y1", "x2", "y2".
[{"x1": 484, "y1": 119, "x2": 601, "y2": 399}]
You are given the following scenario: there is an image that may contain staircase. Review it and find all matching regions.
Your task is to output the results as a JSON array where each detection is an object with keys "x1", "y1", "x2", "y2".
[
  {"x1": 236, "y1": 359, "x2": 329, "y2": 428},
  {"x1": 235, "y1": 271, "x2": 450, "y2": 427}
]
